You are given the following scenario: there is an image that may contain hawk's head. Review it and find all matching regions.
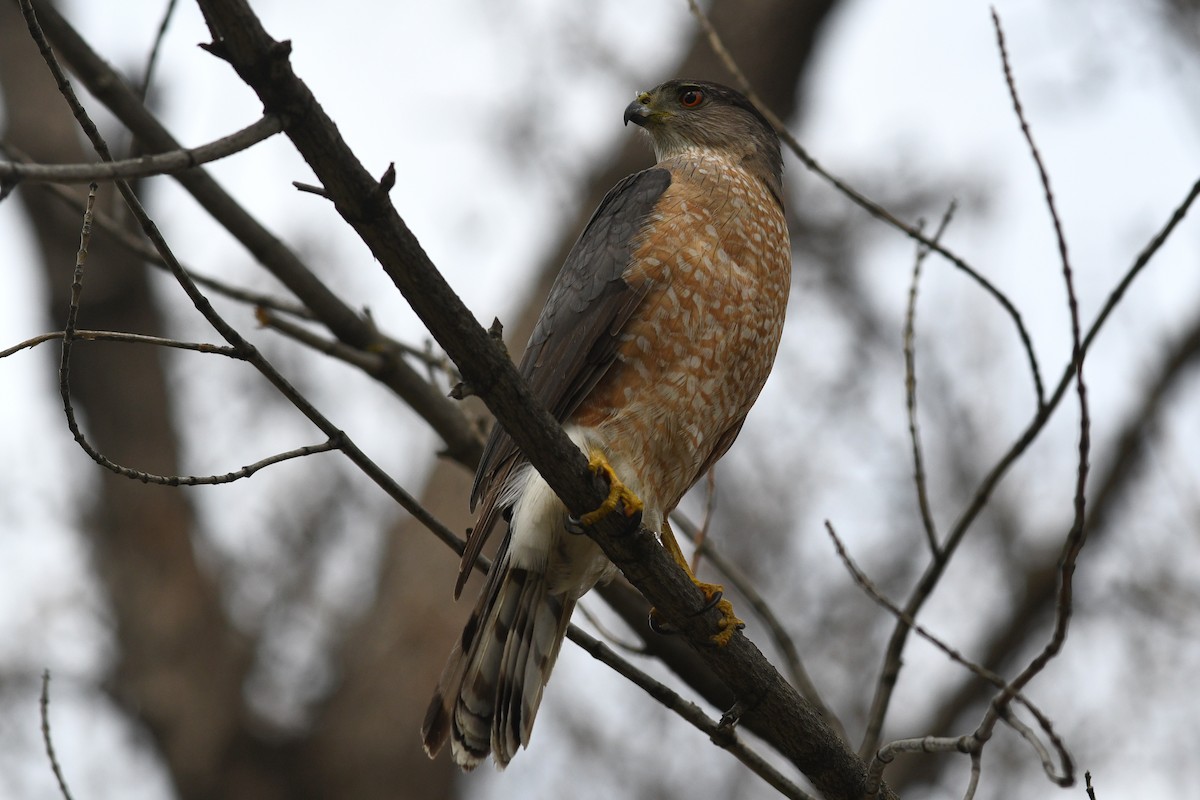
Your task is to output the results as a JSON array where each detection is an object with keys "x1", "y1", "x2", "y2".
[{"x1": 624, "y1": 79, "x2": 783, "y2": 197}]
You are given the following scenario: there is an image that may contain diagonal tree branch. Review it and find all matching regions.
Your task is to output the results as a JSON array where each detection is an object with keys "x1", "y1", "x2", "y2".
[{"x1": 191, "y1": 1, "x2": 888, "y2": 797}]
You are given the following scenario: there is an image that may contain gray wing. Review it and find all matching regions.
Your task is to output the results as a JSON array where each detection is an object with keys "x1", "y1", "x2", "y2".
[{"x1": 454, "y1": 167, "x2": 672, "y2": 596}]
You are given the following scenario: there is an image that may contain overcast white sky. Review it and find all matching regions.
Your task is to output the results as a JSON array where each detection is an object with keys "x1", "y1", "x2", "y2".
[{"x1": 2, "y1": 1, "x2": 1199, "y2": 798}]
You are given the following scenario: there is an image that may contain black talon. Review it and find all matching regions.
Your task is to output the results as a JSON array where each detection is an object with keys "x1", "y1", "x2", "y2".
[
  {"x1": 564, "y1": 515, "x2": 586, "y2": 535},
  {"x1": 647, "y1": 610, "x2": 680, "y2": 636},
  {"x1": 693, "y1": 589, "x2": 724, "y2": 616}
]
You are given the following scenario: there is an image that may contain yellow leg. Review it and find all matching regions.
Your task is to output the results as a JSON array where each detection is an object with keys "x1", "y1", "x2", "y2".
[
  {"x1": 578, "y1": 451, "x2": 643, "y2": 525},
  {"x1": 658, "y1": 521, "x2": 743, "y2": 647},
  {"x1": 575, "y1": 454, "x2": 741, "y2": 646}
]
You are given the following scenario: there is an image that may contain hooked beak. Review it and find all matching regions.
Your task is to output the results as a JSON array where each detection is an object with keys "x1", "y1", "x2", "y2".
[{"x1": 623, "y1": 91, "x2": 654, "y2": 127}]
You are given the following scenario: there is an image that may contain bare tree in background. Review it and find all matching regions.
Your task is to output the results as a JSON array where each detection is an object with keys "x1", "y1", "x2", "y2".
[{"x1": 3, "y1": 1, "x2": 1200, "y2": 799}]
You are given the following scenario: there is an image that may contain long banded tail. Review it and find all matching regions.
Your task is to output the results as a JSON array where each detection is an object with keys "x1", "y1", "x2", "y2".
[{"x1": 422, "y1": 555, "x2": 574, "y2": 769}]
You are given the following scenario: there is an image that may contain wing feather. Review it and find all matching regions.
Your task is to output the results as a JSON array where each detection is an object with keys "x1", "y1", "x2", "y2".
[{"x1": 454, "y1": 167, "x2": 672, "y2": 596}]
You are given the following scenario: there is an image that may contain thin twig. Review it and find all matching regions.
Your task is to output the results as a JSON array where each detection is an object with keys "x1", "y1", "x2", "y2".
[
  {"x1": 359, "y1": 309, "x2": 463, "y2": 381},
  {"x1": 293, "y1": 180, "x2": 330, "y2": 198},
  {"x1": 58, "y1": 179, "x2": 100, "y2": 456},
  {"x1": 889, "y1": 299, "x2": 1200, "y2": 788},
  {"x1": 256, "y1": 308, "x2": 472, "y2": 426},
  {"x1": 39, "y1": 670, "x2": 75, "y2": 800},
  {"x1": 999, "y1": 706, "x2": 1059, "y2": 780},
  {"x1": 0, "y1": 114, "x2": 282, "y2": 184},
  {"x1": 1083, "y1": 176, "x2": 1200, "y2": 361},
  {"x1": 860, "y1": 10, "x2": 1094, "y2": 785},
  {"x1": 963, "y1": 751, "x2": 983, "y2": 800},
  {"x1": 567, "y1": 624, "x2": 817, "y2": 800},
  {"x1": 1, "y1": 329, "x2": 241, "y2": 360},
  {"x1": 866, "y1": 733, "x2": 979, "y2": 799},
  {"x1": 974, "y1": 13, "x2": 1087, "y2": 787},
  {"x1": 138, "y1": 0, "x2": 179, "y2": 99},
  {"x1": 686, "y1": 0, "x2": 1046, "y2": 411},
  {"x1": 905, "y1": 202, "x2": 957, "y2": 556},
  {"x1": 826, "y1": 522, "x2": 1006, "y2": 690},
  {"x1": 574, "y1": 603, "x2": 649, "y2": 655}
]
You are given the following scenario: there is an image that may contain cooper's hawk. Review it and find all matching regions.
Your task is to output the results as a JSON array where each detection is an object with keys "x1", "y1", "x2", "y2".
[{"x1": 422, "y1": 79, "x2": 790, "y2": 769}]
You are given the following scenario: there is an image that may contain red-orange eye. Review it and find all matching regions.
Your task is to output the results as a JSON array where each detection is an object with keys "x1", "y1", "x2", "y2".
[{"x1": 679, "y1": 88, "x2": 704, "y2": 108}]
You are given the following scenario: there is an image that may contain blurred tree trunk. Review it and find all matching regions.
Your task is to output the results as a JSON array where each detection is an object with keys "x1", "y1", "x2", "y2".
[{"x1": 0, "y1": 1, "x2": 254, "y2": 797}]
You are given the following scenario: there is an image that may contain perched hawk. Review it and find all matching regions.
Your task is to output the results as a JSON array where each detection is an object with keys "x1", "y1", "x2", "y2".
[{"x1": 422, "y1": 79, "x2": 791, "y2": 769}]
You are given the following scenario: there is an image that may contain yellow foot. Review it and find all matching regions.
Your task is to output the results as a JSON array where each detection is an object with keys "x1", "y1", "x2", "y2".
[
  {"x1": 578, "y1": 451, "x2": 643, "y2": 526},
  {"x1": 701, "y1": 583, "x2": 744, "y2": 647},
  {"x1": 653, "y1": 520, "x2": 744, "y2": 646},
  {"x1": 648, "y1": 582, "x2": 744, "y2": 646}
]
